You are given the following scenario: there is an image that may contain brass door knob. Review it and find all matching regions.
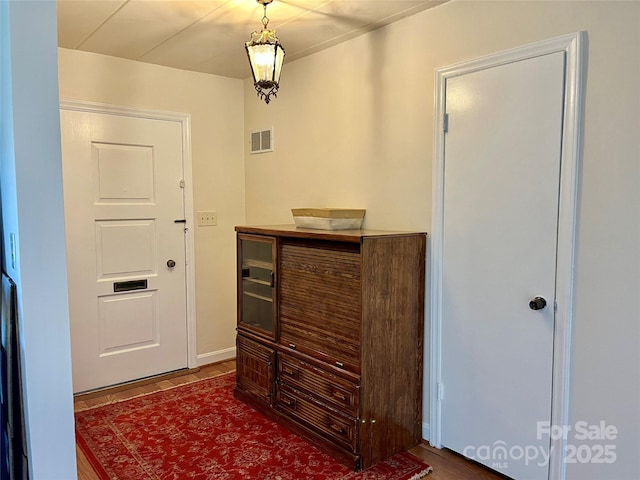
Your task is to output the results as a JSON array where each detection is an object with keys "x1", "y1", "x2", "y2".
[{"x1": 167, "y1": 259, "x2": 176, "y2": 268}]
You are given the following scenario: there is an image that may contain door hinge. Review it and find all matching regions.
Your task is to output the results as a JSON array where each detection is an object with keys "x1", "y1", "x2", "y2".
[
  {"x1": 438, "y1": 382, "x2": 445, "y2": 400},
  {"x1": 443, "y1": 113, "x2": 449, "y2": 133},
  {"x1": 179, "y1": 179, "x2": 185, "y2": 188},
  {"x1": 554, "y1": 300, "x2": 558, "y2": 313}
]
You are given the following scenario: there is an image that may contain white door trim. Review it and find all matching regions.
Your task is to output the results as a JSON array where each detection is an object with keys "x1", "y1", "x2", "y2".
[
  {"x1": 429, "y1": 32, "x2": 586, "y2": 480},
  {"x1": 60, "y1": 99, "x2": 198, "y2": 370}
]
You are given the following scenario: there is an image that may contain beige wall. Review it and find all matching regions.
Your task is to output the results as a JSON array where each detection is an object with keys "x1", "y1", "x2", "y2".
[
  {"x1": 244, "y1": 1, "x2": 640, "y2": 478},
  {"x1": 58, "y1": 48, "x2": 245, "y2": 359}
]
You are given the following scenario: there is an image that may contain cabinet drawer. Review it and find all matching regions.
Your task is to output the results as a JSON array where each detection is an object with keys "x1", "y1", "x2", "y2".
[
  {"x1": 276, "y1": 386, "x2": 359, "y2": 453},
  {"x1": 236, "y1": 335, "x2": 275, "y2": 405},
  {"x1": 280, "y1": 320, "x2": 360, "y2": 374},
  {"x1": 278, "y1": 353, "x2": 359, "y2": 416}
]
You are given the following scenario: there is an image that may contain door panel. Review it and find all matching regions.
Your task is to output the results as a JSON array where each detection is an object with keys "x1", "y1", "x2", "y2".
[
  {"x1": 98, "y1": 291, "x2": 159, "y2": 355},
  {"x1": 61, "y1": 110, "x2": 188, "y2": 393},
  {"x1": 95, "y1": 219, "x2": 156, "y2": 277},
  {"x1": 440, "y1": 52, "x2": 566, "y2": 480},
  {"x1": 93, "y1": 142, "x2": 154, "y2": 201}
]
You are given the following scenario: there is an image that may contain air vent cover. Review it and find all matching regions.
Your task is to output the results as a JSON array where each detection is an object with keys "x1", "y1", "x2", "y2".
[{"x1": 250, "y1": 128, "x2": 274, "y2": 154}]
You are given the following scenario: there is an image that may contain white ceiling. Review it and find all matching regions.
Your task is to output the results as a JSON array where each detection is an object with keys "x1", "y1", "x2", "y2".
[{"x1": 57, "y1": 0, "x2": 446, "y2": 79}]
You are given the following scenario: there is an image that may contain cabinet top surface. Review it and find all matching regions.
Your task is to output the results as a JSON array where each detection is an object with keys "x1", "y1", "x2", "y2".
[{"x1": 235, "y1": 224, "x2": 427, "y2": 242}]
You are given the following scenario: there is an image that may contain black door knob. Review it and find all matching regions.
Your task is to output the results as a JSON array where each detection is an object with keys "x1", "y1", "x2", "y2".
[
  {"x1": 529, "y1": 296, "x2": 547, "y2": 311},
  {"x1": 167, "y1": 259, "x2": 176, "y2": 268}
]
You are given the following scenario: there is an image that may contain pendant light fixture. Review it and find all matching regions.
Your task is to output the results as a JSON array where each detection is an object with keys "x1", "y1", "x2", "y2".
[{"x1": 245, "y1": 0, "x2": 285, "y2": 104}]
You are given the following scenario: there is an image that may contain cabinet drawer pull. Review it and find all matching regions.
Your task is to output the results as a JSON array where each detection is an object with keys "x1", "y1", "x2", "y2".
[
  {"x1": 332, "y1": 390, "x2": 348, "y2": 402},
  {"x1": 282, "y1": 366, "x2": 297, "y2": 377},
  {"x1": 329, "y1": 424, "x2": 346, "y2": 435},
  {"x1": 335, "y1": 361, "x2": 344, "y2": 369},
  {"x1": 288, "y1": 343, "x2": 296, "y2": 349},
  {"x1": 281, "y1": 397, "x2": 295, "y2": 407}
]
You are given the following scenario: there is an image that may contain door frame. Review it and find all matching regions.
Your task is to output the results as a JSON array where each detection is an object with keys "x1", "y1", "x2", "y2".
[
  {"x1": 429, "y1": 32, "x2": 586, "y2": 480},
  {"x1": 60, "y1": 99, "x2": 198, "y2": 370}
]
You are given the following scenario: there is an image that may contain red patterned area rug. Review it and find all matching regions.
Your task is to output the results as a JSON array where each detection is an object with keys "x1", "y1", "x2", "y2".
[{"x1": 75, "y1": 372, "x2": 432, "y2": 480}]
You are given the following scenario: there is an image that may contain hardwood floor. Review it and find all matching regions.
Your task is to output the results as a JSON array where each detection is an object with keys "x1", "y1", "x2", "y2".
[
  {"x1": 409, "y1": 445, "x2": 510, "y2": 480},
  {"x1": 74, "y1": 360, "x2": 506, "y2": 480}
]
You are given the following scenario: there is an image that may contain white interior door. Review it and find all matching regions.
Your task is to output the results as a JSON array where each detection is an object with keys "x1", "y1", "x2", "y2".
[
  {"x1": 440, "y1": 52, "x2": 566, "y2": 480},
  {"x1": 61, "y1": 110, "x2": 188, "y2": 393}
]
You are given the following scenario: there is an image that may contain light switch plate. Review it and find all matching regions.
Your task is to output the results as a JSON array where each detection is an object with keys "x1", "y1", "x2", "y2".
[
  {"x1": 10, "y1": 233, "x2": 16, "y2": 269},
  {"x1": 197, "y1": 211, "x2": 217, "y2": 226}
]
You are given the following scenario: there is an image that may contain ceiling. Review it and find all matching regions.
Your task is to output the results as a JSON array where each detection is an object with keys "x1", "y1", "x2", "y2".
[{"x1": 57, "y1": 0, "x2": 446, "y2": 79}]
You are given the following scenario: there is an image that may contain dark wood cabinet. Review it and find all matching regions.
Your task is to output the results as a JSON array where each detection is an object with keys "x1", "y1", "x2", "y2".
[
  {"x1": 236, "y1": 335, "x2": 275, "y2": 406},
  {"x1": 234, "y1": 225, "x2": 426, "y2": 470}
]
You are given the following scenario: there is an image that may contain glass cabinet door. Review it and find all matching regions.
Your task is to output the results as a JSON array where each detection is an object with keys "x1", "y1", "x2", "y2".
[{"x1": 237, "y1": 234, "x2": 276, "y2": 339}]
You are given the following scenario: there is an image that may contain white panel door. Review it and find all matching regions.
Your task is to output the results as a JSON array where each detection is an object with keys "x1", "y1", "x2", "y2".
[
  {"x1": 61, "y1": 110, "x2": 188, "y2": 393},
  {"x1": 440, "y1": 52, "x2": 566, "y2": 480}
]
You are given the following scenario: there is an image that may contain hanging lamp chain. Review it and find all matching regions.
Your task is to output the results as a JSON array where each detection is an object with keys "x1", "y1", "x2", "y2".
[{"x1": 261, "y1": 3, "x2": 270, "y2": 30}]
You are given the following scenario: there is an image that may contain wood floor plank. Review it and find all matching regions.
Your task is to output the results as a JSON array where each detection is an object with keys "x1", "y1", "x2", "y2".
[
  {"x1": 409, "y1": 444, "x2": 509, "y2": 479},
  {"x1": 76, "y1": 445, "x2": 100, "y2": 480}
]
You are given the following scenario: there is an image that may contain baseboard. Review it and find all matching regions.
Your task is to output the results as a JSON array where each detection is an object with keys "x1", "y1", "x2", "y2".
[
  {"x1": 422, "y1": 422, "x2": 430, "y2": 442},
  {"x1": 196, "y1": 347, "x2": 236, "y2": 367}
]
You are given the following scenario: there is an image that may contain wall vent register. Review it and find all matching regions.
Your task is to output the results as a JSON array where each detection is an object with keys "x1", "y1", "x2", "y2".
[{"x1": 250, "y1": 128, "x2": 274, "y2": 154}]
